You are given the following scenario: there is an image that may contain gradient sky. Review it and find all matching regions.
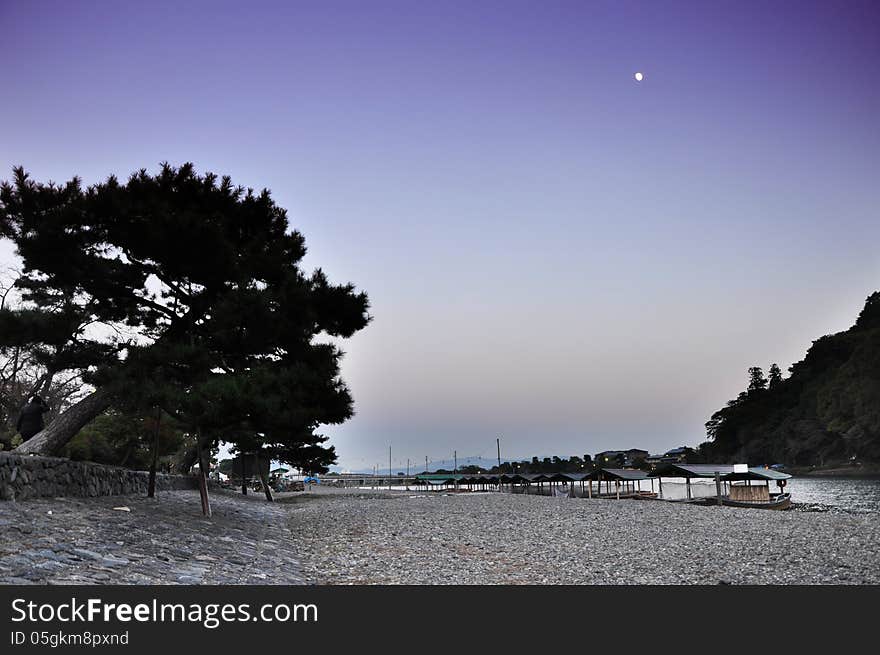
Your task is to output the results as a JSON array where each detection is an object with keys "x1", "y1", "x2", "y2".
[{"x1": 1, "y1": 1, "x2": 878, "y2": 471}]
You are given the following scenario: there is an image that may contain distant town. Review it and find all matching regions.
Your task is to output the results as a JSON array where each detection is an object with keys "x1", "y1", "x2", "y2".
[{"x1": 322, "y1": 447, "x2": 698, "y2": 478}]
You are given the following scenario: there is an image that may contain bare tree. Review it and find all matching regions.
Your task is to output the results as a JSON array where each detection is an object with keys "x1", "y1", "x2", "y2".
[{"x1": 0, "y1": 271, "x2": 93, "y2": 449}]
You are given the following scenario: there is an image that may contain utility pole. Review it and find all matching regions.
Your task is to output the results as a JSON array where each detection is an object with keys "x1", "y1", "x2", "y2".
[
  {"x1": 454, "y1": 450, "x2": 457, "y2": 474},
  {"x1": 496, "y1": 436, "x2": 502, "y2": 493},
  {"x1": 389, "y1": 445, "x2": 392, "y2": 491},
  {"x1": 407, "y1": 458, "x2": 410, "y2": 477},
  {"x1": 425, "y1": 456, "x2": 428, "y2": 474}
]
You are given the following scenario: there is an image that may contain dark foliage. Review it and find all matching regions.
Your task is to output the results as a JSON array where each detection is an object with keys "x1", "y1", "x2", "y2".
[
  {"x1": 701, "y1": 292, "x2": 880, "y2": 466},
  {"x1": 61, "y1": 409, "x2": 191, "y2": 471},
  {"x1": 0, "y1": 164, "x2": 371, "y2": 467}
]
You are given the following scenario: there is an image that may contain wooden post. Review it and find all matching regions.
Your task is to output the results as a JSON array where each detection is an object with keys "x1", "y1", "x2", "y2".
[
  {"x1": 241, "y1": 455, "x2": 248, "y2": 496},
  {"x1": 714, "y1": 471, "x2": 723, "y2": 506},
  {"x1": 615, "y1": 480, "x2": 620, "y2": 500},
  {"x1": 147, "y1": 406, "x2": 161, "y2": 498},
  {"x1": 196, "y1": 430, "x2": 212, "y2": 518},
  {"x1": 259, "y1": 456, "x2": 274, "y2": 502},
  {"x1": 686, "y1": 477, "x2": 692, "y2": 500}
]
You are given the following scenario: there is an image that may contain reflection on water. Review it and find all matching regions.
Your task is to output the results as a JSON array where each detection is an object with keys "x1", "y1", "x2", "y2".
[{"x1": 657, "y1": 476, "x2": 880, "y2": 513}]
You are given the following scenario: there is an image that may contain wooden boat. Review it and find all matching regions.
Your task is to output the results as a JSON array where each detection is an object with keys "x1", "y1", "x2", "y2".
[
  {"x1": 694, "y1": 491, "x2": 792, "y2": 510},
  {"x1": 650, "y1": 464, "x2": 794, "y2": 509},
  {"x1": 719, "y1": 492, "x2": 791, "y2": 510}
]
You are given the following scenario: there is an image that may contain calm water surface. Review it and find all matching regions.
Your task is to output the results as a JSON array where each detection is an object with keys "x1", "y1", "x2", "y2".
[{"x1": 784, "y1": 477, "x2": 880, "y2": 513}]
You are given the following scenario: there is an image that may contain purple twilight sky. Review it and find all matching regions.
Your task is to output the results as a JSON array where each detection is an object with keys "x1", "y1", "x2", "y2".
[{"x1": 1, "y1": 1, "x2": 878, "y2": 471}]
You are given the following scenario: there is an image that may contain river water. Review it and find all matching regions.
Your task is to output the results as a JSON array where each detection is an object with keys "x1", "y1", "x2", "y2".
[
  {"x1": 782, "y1": 477, "x2": 880, "y2": 513},
  {"x1": 655, "y1": 476, "x2": 880, "y2": 513}
]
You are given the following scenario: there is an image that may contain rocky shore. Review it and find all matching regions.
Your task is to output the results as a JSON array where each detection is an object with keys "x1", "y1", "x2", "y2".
[
  {"x1": 285, "y1": 487, "x2": 880, "y2": 584},
  {"x1": 2, "y1": 487, "x2": 878, "y2": 585}
]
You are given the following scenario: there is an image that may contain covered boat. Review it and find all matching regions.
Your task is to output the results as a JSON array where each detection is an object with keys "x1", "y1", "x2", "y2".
[{"x1": 650, "y1": 464, "x2": 793, "y2": 509}]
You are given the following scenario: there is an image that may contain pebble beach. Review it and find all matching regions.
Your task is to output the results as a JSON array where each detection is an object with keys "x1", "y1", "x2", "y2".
[{"x1": 2, "y1": 487, "x2": 878, "y2": 585}]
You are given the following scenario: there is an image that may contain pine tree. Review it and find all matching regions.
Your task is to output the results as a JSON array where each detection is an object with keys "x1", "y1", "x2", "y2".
[
  {"x1": 1, "y1": 164, "x2": 370, "y2": 465},
  {"x1": 747, "y1": 366, "x2": 767, "y2": 393},
  {"x1": 768, "y1": 363, "x2": 783, "y2": 388}
]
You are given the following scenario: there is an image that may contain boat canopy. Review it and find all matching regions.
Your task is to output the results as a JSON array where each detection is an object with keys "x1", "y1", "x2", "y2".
[
  {"x1": 591, "y1": 468, "x2": 649, "y2": 481},
  {"x1": 415, "y1": 473, "x2": 461, "y2": 483},
  {"x1": 650, "y1": 463, "x2": 792, "y2": 481},
  {"x1": 414, "y1": 469, "x2": 648, "y2": 483},
  {"x1": 415, "y1": 473, "x2": 506, "y2": 484},
  {"x1": 722, "y1": 468, "x2": 792, "y2": 482}
]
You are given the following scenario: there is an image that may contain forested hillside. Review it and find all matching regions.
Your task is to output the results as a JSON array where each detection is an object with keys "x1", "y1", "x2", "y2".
[{"x1": 700, "y1": 292, "x2": 880, "y2": 466}]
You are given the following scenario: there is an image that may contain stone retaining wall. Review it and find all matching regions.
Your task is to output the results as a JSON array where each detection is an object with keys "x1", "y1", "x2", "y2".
[{"x1": 0, "y1": 452, "x2": 198, "y2": 501}]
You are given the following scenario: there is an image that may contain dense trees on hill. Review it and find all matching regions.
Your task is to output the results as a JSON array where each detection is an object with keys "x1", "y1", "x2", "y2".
[
  {"x1": 700, "y1": 292, "x2": 880, "y2": 466},
  {"x1": 0, "y1": 164, "x2": 370, "y2": 480}
]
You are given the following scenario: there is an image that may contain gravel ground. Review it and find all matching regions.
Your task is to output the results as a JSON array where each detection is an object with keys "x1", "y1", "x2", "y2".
[
  {"x1": 284, "y1": 487, "x2": 880, "y2": 584},
  {"x1": 0, "y1": 489, "x2": 303, "y2": 584},
  {"x1": 2, "y1": 487, "x2": 878, "y2": 584}
]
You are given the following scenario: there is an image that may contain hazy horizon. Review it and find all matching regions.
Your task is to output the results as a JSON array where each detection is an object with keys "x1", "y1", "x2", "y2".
[{"x1": 2, "y1": 1, "x2": 878, "y2": 471}]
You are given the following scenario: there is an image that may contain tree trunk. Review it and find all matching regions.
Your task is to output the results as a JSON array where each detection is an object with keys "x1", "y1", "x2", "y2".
[
  {"x1": 258, "y1": 455, "x2": 274, "y2": 502},
  {"x1": 147, "y1": 406, "x2": 161, "y2": 498},
  {"x1": 14, "y1": 387, "x2": 112, "y2": 455},
  {"x1": 196, "y1": 429, "x2": 212, "y2": 517}
]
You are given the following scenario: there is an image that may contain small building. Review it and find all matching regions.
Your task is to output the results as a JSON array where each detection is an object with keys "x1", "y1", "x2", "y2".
[
  {"x1": 595, "y1": 449, "x2": 649, "y2": 468},
  {"x1": 624, "y1": 449, "x2": 649, "y2": 465},
  {"x1": 646, "y1": 446, "x2": 694, "y2": 468},
  {"x1": 594, "y1": 450, "x2": 625, "y2": 467},
  {"x1": 663, "y1": 447, "x2": 691, "y2": 462}
]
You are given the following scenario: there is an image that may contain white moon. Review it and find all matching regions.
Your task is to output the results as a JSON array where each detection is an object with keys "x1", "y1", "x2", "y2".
[{"x1": 634, "y1": 72, "x2": 644, "y2": 82}]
